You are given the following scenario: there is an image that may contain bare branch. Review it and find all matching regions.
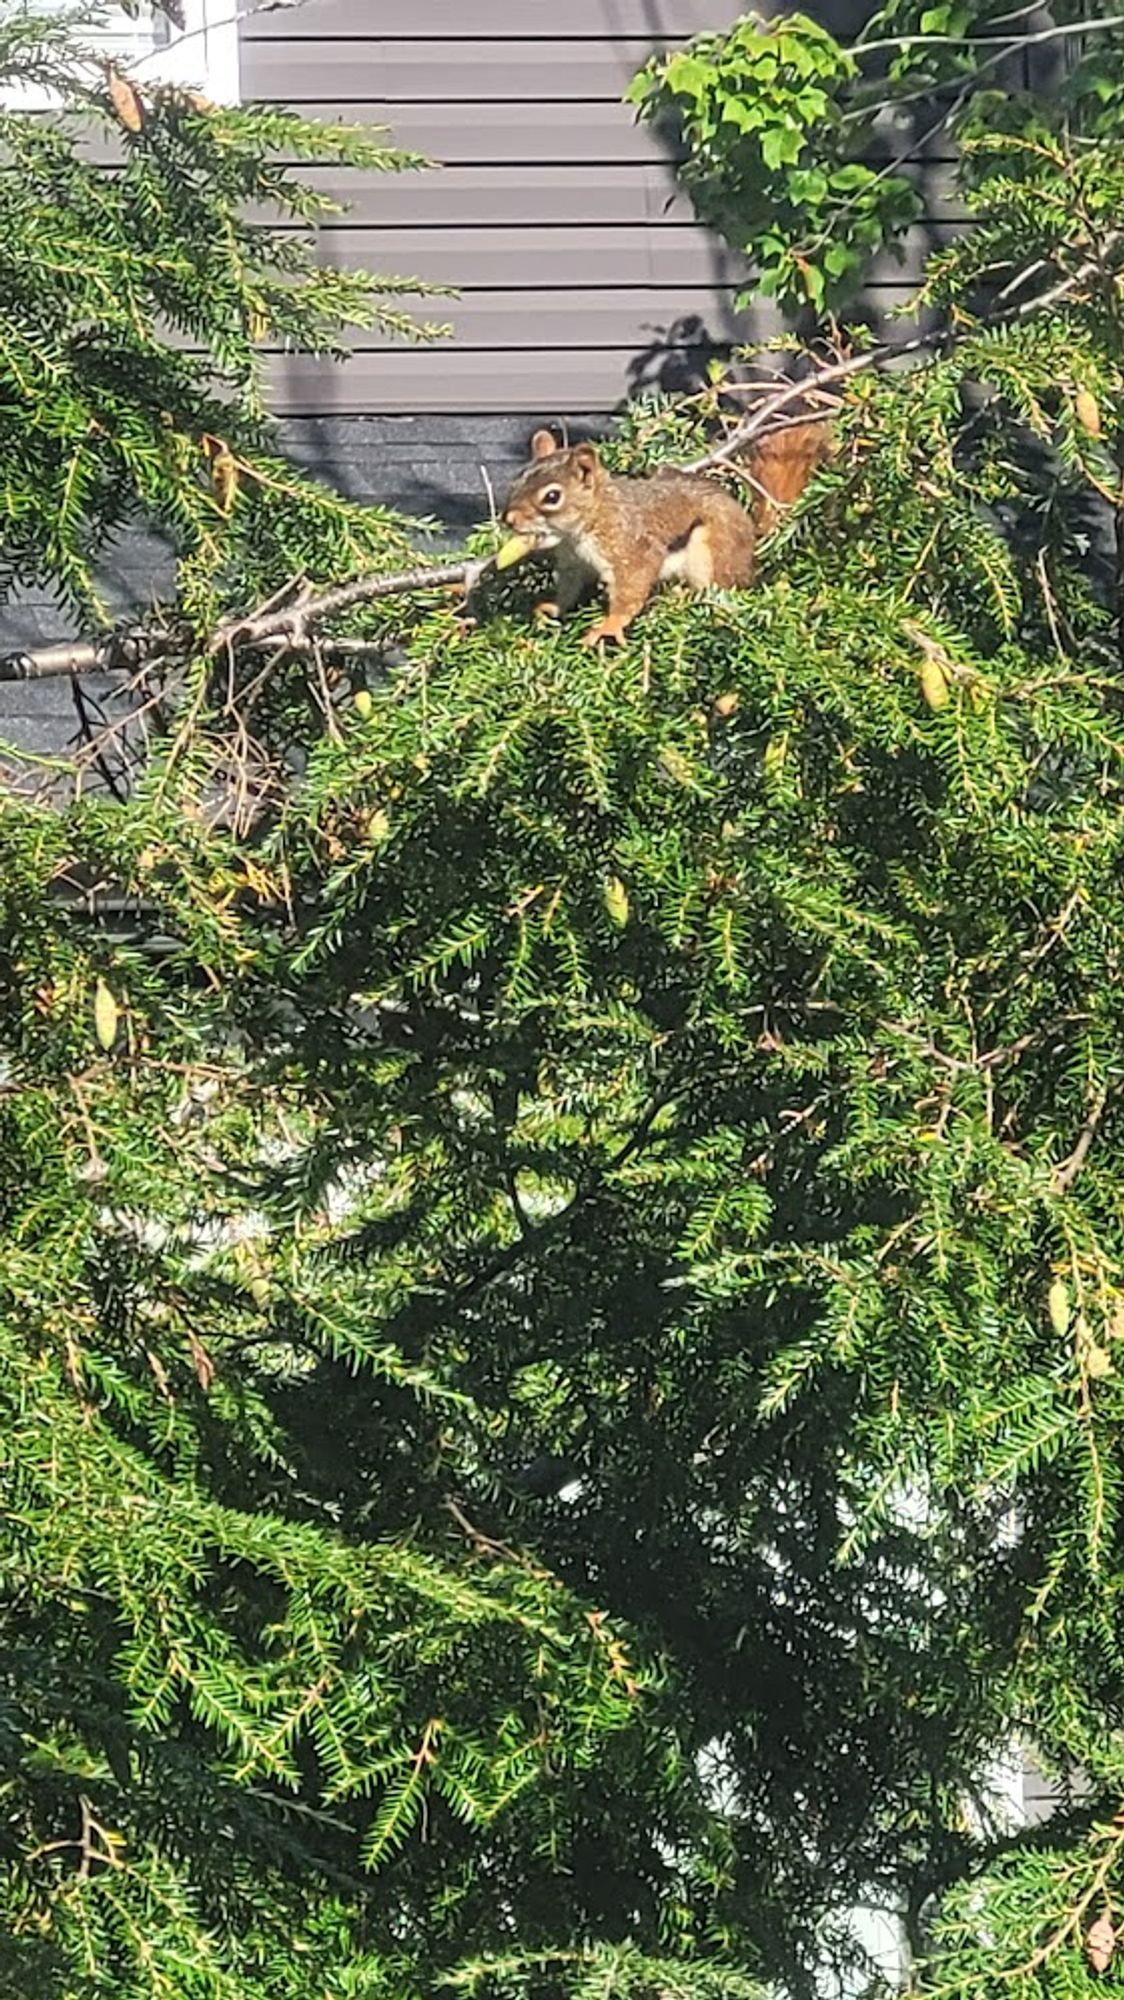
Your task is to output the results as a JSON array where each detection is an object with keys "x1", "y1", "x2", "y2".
[{"x1": 207, "y1": 558, "x2": 486, "y2": 660}]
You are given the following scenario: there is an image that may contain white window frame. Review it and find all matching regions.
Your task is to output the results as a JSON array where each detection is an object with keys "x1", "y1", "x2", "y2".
[
  {"x1": 133, "y1": 0, "x2": 240, "y2": 104},
  {"x1": 1, "y1": 1, "x2": 240, "y2": 108}
]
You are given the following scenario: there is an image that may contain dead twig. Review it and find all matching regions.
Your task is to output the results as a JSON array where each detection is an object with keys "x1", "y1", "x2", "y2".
[
  {"x1": 686, "y1": 235, "x2": 1123, "y2": 475},
  {"x1": 206, "y1": 557, "x2": 486, "y2": 660},
  {"x1": 443, "y1": 1496, "x2": 552, "y2": 1581}
]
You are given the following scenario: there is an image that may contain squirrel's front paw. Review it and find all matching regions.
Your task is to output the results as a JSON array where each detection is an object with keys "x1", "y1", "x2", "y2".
[
  {"x1": 581, "y1": 617, "x2": 629, "y2": 648},
  {"x1": 533, "y1": 599, "x2": 561, "y2": 620}
]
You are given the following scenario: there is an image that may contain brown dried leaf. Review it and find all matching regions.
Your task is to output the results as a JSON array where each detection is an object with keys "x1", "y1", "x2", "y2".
[
  {"x1": 187, "y1": 1332, "x2": 215, "y2": 1394},
  {"x1": 106, "y1": 64, "x2": 144, "y2": 133},
  {"x1": 1087, "y1": 1912, "x2": 1116, "y2": 1973},
  {"x1": 144, "y1": 1346, "x2": 173, "y2": 1403}
]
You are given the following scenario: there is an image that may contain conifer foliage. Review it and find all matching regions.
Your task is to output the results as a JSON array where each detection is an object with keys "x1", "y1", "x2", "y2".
[
  {"x1": 8, "y1": 5, "x2": 1124, "y2": 2000},
  {"x1": 0, "y1": 0, "x2": 449, "y2": 622}
]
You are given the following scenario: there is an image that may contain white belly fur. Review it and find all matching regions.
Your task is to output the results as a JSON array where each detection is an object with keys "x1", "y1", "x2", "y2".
[
  {"x1": 567, "y1": 528, "x2": 615, "y2": 585},
  {"x1": 659, "y1": 523, "x2": 713, "y2": 588}
]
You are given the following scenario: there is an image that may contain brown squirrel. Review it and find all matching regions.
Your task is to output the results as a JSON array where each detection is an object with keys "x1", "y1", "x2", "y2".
[{"x1": 494, "y1": 422, "x2": 827, "y2": 646}]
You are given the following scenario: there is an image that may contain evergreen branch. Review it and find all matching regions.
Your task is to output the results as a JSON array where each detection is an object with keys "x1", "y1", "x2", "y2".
[
  {"x1": 852, "y1": 13, "x2": 1124, "y2": 59},
  {"x1": 381, "y1": 1083, "x2": 681, "y2": 1344}
]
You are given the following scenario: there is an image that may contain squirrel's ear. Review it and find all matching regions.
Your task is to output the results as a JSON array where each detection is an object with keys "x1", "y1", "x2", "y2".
[
  {"x1": 529, "y1": 429, "x2": 558, "y2": 459},
  {"x1": 571, "y1": 443, "x2": 599, "y2": 485}
]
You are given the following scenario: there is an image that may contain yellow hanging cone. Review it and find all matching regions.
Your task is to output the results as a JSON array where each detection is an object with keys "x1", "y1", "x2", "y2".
[{"x1": 94, "y1": 980, "x2": 119, "y2": 1052}]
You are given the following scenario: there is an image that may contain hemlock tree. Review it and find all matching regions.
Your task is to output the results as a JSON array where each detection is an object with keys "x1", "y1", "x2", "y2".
[
  {"x1": 8, "y1": 7, "x2": 1124, "y2": 2000},
  {"x1": 0, "y1": 0, "x2": 450, "y2": 622}
]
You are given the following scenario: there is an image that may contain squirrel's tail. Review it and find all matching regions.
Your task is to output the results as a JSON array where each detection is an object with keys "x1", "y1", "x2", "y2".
[{"x1": 745, "y1": 419, "x2": 830, "y2": 535}]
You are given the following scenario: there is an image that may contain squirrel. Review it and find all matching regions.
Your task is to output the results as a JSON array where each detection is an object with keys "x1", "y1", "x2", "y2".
[{"x1": 493, "y1": 421, "x2": 827, "y2": 646}]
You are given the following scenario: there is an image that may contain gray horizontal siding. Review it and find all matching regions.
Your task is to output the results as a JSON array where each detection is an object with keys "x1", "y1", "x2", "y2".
[
  {"x1": 300, "y1": 219, "x2": 745, "y2": 291},
  {"x1": 310, "y1": 286, "x2": 747, "y2": 347},
  {"x1": 266, "y1": 347, "x2": 725, "y2": 413},
  {"x1": 242, "y1": 38, "x2": 679, "y2": 102},
  {"x1": 275, "y1": 100, "x2": 683, "y2": 162},
  {"x1": 261, "y1": 285, "x2": 937, "y2": 412},
  {"x1": 282, "y1": 163, "x2": 694, "y2": 226},
  {"x1": 243, "y1": 1, "x2": 748, "y2": 38},
  {"x1": 255, "y1": 218, "x2": 952, "y2": 412},
  {"x1": 265, "y1": 163, "x2": 960, "y2": 228},
  {"x1": 238, "y1": 1, "x2": 959, "y2": 419},
  {"x1": 238, "y1": 9, "x2": 737, "y2": 416},
  {"x1": 271, "y1": 100, "x2": 963, "y2": 174}
]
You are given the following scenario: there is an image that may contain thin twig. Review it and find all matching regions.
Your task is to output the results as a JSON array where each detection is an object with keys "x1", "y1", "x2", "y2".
[
  {"x1": 442, "y1": 1496, "x2": 551, "y2": 1579},
  {"x1": 688, "y1": 229, "x2": 1121, "y2": 475},
  {"x1": 1054, "y1": 1087, "x2": 1110, "y2": 1193},
  {"x1": 853, "y1": 13, "x2": 1124, "y2": 58}
]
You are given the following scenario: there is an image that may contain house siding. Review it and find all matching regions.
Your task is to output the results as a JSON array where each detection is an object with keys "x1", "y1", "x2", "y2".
[{"x1": 239, "y1": 0, "x2": 945, "y2": 418}]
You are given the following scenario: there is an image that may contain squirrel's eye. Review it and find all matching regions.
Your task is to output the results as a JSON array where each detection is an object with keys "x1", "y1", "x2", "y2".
[{"x1": 541, "y1": 485, "x2": 564, "y2": 508}]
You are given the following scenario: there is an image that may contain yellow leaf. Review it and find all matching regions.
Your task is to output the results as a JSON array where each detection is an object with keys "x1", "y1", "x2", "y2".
[
  {"x1": 1086, "y1": 1344, "x2": 1113, "y2": 1379},
  {"x1": 763, "y1": 732, "x2": 789, "y2": 783},
  {"x1": 1075, "y1": 388, "x2": 1102, "y2": 438},
  {"x1": 210, "y1": 447, "x2": 239, "y2": 516},
  {"x1": 353, "y1": 689, "x2": 373, "y2": 720},
  {"x1": 919, "y1": 656, "x2": 949, "y2": 710},
  {"x1": 94, "y1": 979, "x2": 119, "y2": 1052},
  {"x1": 658, "y1": 744, "x2": 697, "y2": 789}
]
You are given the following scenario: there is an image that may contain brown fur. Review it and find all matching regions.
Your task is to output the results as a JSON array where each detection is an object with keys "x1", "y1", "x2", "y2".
[
  {"x1": 499, "y1": 421, "x2": 826, "y2": 645},
  {"x1": 746, "y1": 422, "x2": 831, "y2": 534}
]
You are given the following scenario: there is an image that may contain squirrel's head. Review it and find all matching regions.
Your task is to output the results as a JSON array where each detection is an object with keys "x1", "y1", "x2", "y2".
[{"x1": 500, "y1": 430, "x2": 604, "y2": 549}]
